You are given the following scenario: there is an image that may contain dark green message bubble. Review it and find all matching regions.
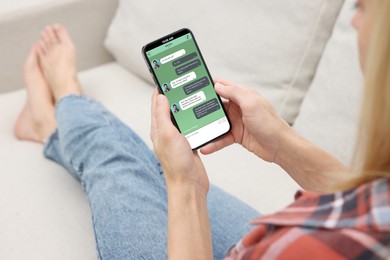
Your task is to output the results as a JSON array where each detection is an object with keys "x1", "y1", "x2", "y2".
[
  {"x1": 172, "y1": 52, "x2": 197, "y2": 67},
  {"x1": 176, "y1": 59, "x2": 201, "y2": 75},
  {"x1": 183, "y1": 77, "x2": 210, "y2": 95},
  {"x1": 193, "y1": 98, "x2": 221, "y2": 119}
]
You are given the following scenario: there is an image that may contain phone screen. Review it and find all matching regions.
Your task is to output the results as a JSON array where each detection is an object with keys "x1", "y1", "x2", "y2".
[{"x1": 142, "y1": 28, "x2": 230, "y2": 150}]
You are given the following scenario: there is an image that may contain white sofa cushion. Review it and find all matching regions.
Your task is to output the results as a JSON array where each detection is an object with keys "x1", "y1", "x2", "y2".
[
  {"x1": 0, "y1": 62, "x2": 298, "y2": 259},
  {"x1": 0, "y1": 86, "x2": 97, "y2": 259},
  {"x1": 293, "y1": 0, "x2": 364, "y2": 166},
  {"x1": 105, "y1": 0, "x2": 344, "y2": 124}
]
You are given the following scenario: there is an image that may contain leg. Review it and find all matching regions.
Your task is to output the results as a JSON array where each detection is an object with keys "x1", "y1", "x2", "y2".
[
  {"x1": 36, "y1": 25, "x2": 170, "y2": 258},
  {"x1": 208, "y1": 186, "x2": 260, "y2": 260},
  {"x1": 45, "y1": 95, "x2": 169, "y2": 259},
  {"x1": 45, "y1": 95, "x2": 259, "y2": 259}
]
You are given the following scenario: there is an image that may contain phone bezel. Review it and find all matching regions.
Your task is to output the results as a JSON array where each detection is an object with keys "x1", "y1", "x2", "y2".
[{"x1": 142, "y1": 28, "x2": 231, "y2": 150}]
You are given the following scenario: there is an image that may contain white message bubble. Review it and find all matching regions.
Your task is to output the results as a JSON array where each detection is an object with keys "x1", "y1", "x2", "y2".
[
  {"x1": 160, "y1": 49, "x2": 186, "y2": 64},
  {"x1": 179, "y1": 91, "x2": 206, "y2": 111},
  {"x1": 171, "y1": 72, "x2": 196, "y2": 89}
]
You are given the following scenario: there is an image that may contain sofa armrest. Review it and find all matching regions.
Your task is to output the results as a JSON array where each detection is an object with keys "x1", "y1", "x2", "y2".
[{"x1": 0, "y1": 0, "x2": 118, "y2": 94}]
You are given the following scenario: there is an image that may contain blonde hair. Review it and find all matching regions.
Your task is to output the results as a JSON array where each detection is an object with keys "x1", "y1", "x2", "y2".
[{"x1": 351, "y1": 0, "x2": 390, "y2": 186}]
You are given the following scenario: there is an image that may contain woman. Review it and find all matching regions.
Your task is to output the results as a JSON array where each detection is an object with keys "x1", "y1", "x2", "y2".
[{"x1": 14, "y1": 0, "x2": 389, "y2": 259}]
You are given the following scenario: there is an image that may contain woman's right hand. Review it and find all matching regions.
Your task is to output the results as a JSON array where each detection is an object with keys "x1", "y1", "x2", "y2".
[{"x1": 201, "y1": 79, "x2": 291, "y2": 163}]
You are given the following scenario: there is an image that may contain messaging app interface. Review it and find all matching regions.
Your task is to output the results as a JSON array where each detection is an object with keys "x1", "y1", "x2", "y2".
[{"x1": 146, "y1": 33, "x2": 229, "y2": 148}]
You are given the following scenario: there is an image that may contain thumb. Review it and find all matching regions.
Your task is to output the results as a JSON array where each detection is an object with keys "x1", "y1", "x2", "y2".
[
  {"x1": 215, "y1": 82, "x2": 247, "y2": 108},
  {"x1": 155, "y1": 94, "x2": 174, "y2": 130}
]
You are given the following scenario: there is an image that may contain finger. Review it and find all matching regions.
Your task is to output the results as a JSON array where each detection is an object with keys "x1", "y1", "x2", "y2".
[
  {"x1": 151, "y1": 90, "x2": 178, "y2": 146},
  {"x1": 155, "y1": 93, "x2": 174, "y2": 131},
  {"x1": 221, "y1": 99, "x2": 231, "y2": 111},
  {"x1": 214, "y1": 82, "x2": 253, "y2": 109},
  {"x1": 200, "y1": 133, "x2": 235, "y2": 155},
  {"x1": 214, "y1": 78, "x2": 237, "y2": 87},
  {"x1": 150, "y1": 89, "x2": 159, "y2": 141}
]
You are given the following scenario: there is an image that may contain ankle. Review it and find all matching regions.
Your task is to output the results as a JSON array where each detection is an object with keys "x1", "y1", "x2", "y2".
[
  {"x1": 33, "y1": 110, "x2": 56, "y2": 142},
  {"x1": 53, "y1": 80, "x2": 83, "y2": 103},
  {"x1": 36, "y1": 122, "x2": 55, "y2": 142}
]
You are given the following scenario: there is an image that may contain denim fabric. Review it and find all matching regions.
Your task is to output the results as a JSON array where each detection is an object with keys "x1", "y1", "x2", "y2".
[{"x1": 43, "y1": 95, "x2": 260, "y2": 260}]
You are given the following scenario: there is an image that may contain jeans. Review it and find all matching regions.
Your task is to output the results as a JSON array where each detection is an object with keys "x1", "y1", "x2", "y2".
[{"x1": 43, "y1": 95, "x2": 260, "y2": 260}]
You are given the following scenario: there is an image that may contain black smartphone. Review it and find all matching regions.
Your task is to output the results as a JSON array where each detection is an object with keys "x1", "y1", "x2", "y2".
[{"x1": 142, "y1": 28, "x2": 231, "y2": 150}]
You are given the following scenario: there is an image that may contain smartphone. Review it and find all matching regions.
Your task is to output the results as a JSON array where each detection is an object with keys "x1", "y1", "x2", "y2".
[{"x1": 142, "y1": 28, "x2": 231, "y2": 150}]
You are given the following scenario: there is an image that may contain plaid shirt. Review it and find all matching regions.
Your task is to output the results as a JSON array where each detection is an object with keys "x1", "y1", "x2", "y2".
[{"x1": 226, "y1": 178, "x2": 390, "y2": 259}]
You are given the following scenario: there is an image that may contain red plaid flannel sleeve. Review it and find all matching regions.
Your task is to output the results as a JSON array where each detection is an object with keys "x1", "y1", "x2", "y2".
[{"x1": 225, "y1": 178, "x2": 390, "y2": 259}]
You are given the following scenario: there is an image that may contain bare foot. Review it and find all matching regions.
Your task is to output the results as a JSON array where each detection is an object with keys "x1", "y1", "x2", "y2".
[
  {"x1": 14, "y1": 44, "x2": 57, "y2": 143},
  {"x1": 37, "y1": 24, "x2": 82, "y2": 102}
]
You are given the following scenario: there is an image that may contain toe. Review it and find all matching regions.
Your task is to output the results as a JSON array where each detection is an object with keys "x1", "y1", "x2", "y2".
[
  {"x1": 25, "y1": 43, "x2": 42, "y2": 68},
  {"x1": 38, "y1": 40, "x2": 47, "y2": 57},
  {"x1": 54, "y1": 24, "x2": 74, "y2": 46},
  {"x1": 40, "y1": 30, "x2": 52, "y2": 49},
  {"x1": 23, "y1": 46, "x2": 36, "y2": 71},
  {"x1": 46, "y1": 25, "x2": 59, "y2": 44},
  {"x1": 41, "y1": 25, "x2": 58, "y2": 47},
  {"x1": 36, "y1": 41, "x2": 49, "y2": 71}
]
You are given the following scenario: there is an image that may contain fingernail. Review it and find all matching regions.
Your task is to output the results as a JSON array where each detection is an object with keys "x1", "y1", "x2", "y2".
[
  {"x1": 215, "y1": 83, "x2": 224, "y2": 90},
  {"x1": 157, "y1": 94, "x2": 165, "y2": 104}
]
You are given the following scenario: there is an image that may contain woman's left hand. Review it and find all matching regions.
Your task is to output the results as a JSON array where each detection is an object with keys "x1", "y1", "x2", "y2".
[
  {"x1": 151, "y1": 90, "x2": 209, "y2": 196},
  {"x1": 151, "y1": 90, "x2": 213, "y2": 259}
]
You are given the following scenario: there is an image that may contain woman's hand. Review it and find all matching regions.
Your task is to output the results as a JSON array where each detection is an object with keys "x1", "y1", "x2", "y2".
[
  {"x1": 201, "y1": 79, "x2": 348, "y2": 192},
  {"x1": 201, "y1": 79, "x2": 291, "y2": 163},
  {"x1": 151, "y1": 90, "x2": 213, "y2": 260},
  {"x1": 151, "y1": 90, "x2": 209, "y2": 196}
]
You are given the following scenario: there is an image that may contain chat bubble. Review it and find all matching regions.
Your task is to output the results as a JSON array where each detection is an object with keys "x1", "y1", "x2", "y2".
[
  {"x1": 175, "y1": 59, "x2": 201, "y2": 75},
  {"x1": 179, "y1": 91, "x2": 206, "y2": 111},
  {"x1": 183, "y1": 77, "x2": 210, "y2": 95},
  {"x1": 160, "y1": 49, "x2": 186, "y2": 64},
  {"x1": 193, "y1": 98, "x2": 221, "y2": 119},
  {"x1": 171, "y1": 72, "x2": 196, "y2": 89},
  {"x1": 173, "y1": 52, "x2": 197, "y2": 66}
]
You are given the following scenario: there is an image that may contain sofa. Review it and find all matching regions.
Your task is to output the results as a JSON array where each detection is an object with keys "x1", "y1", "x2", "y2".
[{"x1": 0, "y1": 0, "x2": 363, "y2": 259}]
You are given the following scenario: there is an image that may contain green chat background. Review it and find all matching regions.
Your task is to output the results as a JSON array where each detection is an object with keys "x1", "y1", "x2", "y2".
[{"x1": 148, "y1": 35, "x2": 225, "y2": 135}]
